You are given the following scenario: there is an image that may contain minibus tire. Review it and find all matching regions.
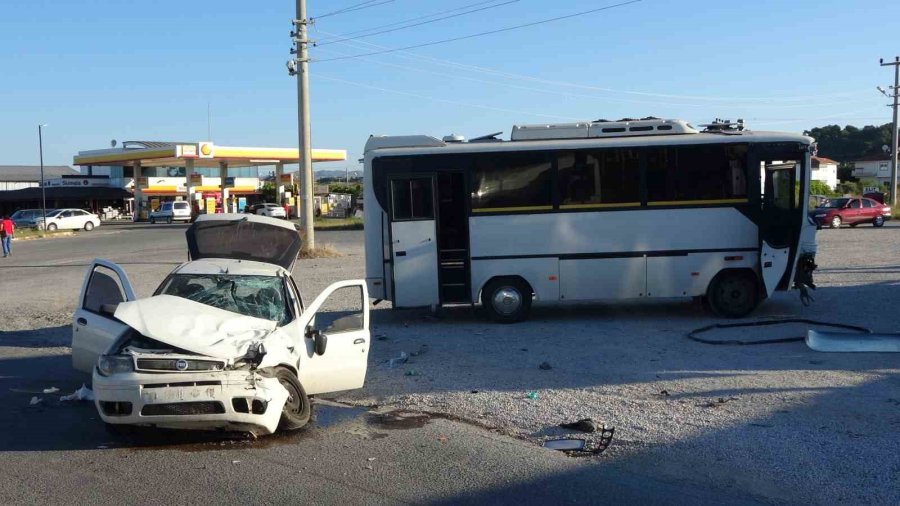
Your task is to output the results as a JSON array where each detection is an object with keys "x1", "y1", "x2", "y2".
[
  {"x1": 706, "y1": 270, "x2": 759, "y2": 318},
  {"x1": 483, "y1": 278, "x2": 532, "y2": 324}
]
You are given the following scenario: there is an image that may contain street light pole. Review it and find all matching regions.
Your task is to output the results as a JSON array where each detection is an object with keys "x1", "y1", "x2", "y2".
[
  {"x1": 38, "y1": 124, "x2": 47, "y2": 228},
  {"x1": 880, "y1": 57, "x2": 900, "y2": 207}
]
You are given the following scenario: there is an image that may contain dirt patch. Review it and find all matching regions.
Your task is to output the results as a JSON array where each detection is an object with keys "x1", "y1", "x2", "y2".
[{"x1": 297, "y1": 243, "x2": 343, "y2": 259}]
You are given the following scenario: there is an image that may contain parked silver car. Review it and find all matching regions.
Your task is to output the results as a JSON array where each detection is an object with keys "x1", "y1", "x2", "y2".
[{"x1": 149, "y1": 201, "x2": 192, "y2": 224}]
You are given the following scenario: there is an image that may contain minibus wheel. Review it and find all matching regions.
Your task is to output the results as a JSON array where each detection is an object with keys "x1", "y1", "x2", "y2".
[
  {"x1": 706, "y1": 270, "x2": 759, "y2": 318},
  {"x1": 483, "y1": 277, "x2": 532, "y2": 323}
]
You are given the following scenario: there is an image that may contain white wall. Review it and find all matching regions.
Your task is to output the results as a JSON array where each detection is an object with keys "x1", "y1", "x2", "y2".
[
  {"x1": 0, "y1": 181, "x2": 38, "y2": 191},
  {"x1": 852, "y1": 160, "x2": 891, "y2": 184},
  {"x1": 811, "y1": 162, "x2": 838, "y2": 190}
]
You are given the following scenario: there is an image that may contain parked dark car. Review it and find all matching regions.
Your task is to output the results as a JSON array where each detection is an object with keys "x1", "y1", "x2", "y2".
[
  {"x1": 10, "y1": 209, "x2": 55, "y2": 229},
  {"x1": 809, "y1": 197, "x2": 892, "y2": 228}
]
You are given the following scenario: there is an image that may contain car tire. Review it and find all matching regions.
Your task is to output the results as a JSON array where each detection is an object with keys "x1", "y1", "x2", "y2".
[
  {"x1": 874, "y1": 215, "x2": 885, "y2": 227},
  {"x1": 46, "y1": 223, "x2": 57, "y2": 231},
  {"x1": 483, "y1": 277, "x2": 532, "y2": 324},
  {"x1": 829, "y1": 215, "x2": 842, "y2": 229},
  {"x1": 276, "y1": 368, "x2": 311, "y2": 431},
  {"x1": 84, "y1": 221, "x2": 94, "y2": 231},
  {"x1": 166, "y1": 216, "x2": 173, "y2": 224},
  {"x1": 706, "y1": 270, "x2": 760, "y2": 318}
]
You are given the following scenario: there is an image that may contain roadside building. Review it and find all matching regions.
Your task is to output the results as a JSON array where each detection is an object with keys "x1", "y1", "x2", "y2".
[
  {"x1": 0, "y1": 165, "x2": 79, "y2": 190},
  {"x1": 851, "y1": 153, "x2": 892, "y2": 185},
  {"x1": 810, "y1": 156, "x2": 839, "y2": 190}
]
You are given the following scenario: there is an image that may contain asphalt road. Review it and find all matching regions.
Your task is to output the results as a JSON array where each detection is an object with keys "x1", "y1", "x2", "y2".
[{"x1": 0, "y1": 222, "x2": 763, "y2": 505}]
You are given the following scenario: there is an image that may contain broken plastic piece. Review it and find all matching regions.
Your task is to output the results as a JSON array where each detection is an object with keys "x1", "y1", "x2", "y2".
[
  {"x1": 404, "y1": 370, "x2": 418, "y2": 376},
  {"x1": 43, "y1": 387, "x2": 59, "y2": 394},
  {"x1": 526, "y1": 391, "x2": 538, "y2": 400},
  {"x1": 60, "y1": 384, "x2": 95, "y2": 402},
  {"x1": 544, "y1": 439, "x2": 586, "y2": 451},
  {"x1": 807, "y1": 330, "x2": 900, "y2": 352},
  {"x1": 29, "y1": 396, "x2": 42, "y2": 406}
]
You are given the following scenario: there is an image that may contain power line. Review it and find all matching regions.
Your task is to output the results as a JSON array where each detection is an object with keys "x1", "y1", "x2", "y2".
[
  {"x1": 315, "y1": 0, "x2": 642, "y2": 62},
  {"x1": 315, "y1": 45, "x2": 874, "y2": 110},
  {"x1": 317, "y1": 28, "x2": 869, "y2": 103},
  {"x1": 313, "y1": 0, "x2": 394, "y2": 21},
  {"x1": 316, "y1": 0, "x2": 506, "y2": 42},
  {"x1": 316, "y1": 0, "x2": 519, "y2": 47},
  {"x1": 313, "y1": 73, "x2": 582, "y2": 120}
]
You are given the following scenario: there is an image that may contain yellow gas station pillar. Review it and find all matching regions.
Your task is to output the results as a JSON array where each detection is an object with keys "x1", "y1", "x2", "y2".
[
  {"x1": 133, "y1": 161, "x2": 142, "y2": 221},
  {"x1": 219, "y1": 161, "x2": 229, "y2": 213}
]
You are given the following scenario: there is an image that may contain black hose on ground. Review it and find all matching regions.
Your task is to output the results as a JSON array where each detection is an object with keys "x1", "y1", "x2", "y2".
[{"x1": 687, "y1": 318, "x2": 871, "y2": 346}]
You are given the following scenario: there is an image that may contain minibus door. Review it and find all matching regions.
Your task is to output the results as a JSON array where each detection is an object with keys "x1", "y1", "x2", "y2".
[
  {"x1": 389, "y1": 177, "x2": 439, "y2": 308},
  {"x1": 760, "y1": 161, "x2": 798, "y2": 297}
]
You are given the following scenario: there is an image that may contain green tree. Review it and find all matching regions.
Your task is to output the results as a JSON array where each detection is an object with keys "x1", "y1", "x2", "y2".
[{"x1": 809, "y1": 180, "x2": 837, "y2": 197}]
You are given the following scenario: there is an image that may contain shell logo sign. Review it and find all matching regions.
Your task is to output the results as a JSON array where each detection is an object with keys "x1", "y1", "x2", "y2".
[{"x1": 199, "y1": 142, "x2": 214, "y2": 158}]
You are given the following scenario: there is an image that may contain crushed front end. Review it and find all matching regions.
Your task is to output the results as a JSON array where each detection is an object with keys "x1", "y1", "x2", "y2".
[{"x1": 92, "y1": 333, "x2": 288, "y2": 436}]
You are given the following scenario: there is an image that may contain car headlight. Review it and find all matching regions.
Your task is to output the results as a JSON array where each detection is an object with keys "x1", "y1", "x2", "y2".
[{"x1": 98, "y1": 355, "x2": 134, "y2": 376}]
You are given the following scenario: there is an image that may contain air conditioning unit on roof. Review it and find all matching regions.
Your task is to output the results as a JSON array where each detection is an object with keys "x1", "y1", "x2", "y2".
[{"x1": 511, "y1": 118, "x2": 699, "y2": 141}]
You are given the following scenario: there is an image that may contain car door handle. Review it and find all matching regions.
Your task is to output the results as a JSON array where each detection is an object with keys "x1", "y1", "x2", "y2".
[
  {"x1": 396, "y1": 251, "x2": 407, "y2": 257},
  {"x1": 76, "y1": 318, "x2": 87, "y2": 326},
  {"x1": 353, "y1": 338, "x2": 366, "y2": 345}
]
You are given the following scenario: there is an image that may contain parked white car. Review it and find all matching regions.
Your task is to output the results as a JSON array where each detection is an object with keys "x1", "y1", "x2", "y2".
[
  {"x1": 255, "y1": 203, "x2": 287, "y2": 219},
  {"x1": 71, "y1": 214, "x2": 371, "y2": 436},
  {"x1": 41, "y1": 208, "x2": 101, "y2": 231},
  {"x1": 149, "y1": 201, "x2": 192, "y2": 224}
]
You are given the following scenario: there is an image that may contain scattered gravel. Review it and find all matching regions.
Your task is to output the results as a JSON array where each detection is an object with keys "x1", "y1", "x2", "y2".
[{"x1": 2, "y1": 224, "x2": 898, "y2": 504}]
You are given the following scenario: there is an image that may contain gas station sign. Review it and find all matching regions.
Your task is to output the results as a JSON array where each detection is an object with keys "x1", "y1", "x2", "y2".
[
  {"x1": 280, "y1": 173, "x2": 293, "y2": 184},
  {"x1": 190, "y1": 173, "x2": 203, "y2": 185},
  {"x1": 176, "y1": 144, "x2": 198, "y2": 158},
  {"x1": 199, "y1": 142, "x2": 215, "y2": 159}
]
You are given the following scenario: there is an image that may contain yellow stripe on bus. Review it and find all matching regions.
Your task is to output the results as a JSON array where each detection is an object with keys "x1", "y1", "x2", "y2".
[
  {"x1": 647, "y1": 198, "x2": 749, "y2": 206},
  {"x1": 559, "y1": 202, "x2": 640, "y2": 210},
  {"x1": 471, "y1": 205, "x2": 554, "y2": 213}
]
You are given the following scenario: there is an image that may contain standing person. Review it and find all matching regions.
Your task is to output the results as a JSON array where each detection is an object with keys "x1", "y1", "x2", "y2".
[{"x1": 1, "y1": 215, "x2": 14, "y2": 258}]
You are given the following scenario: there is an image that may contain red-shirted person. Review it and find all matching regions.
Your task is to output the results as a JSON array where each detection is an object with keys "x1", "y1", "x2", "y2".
[{"x1": 1, "y1": 215, "x2": 14, "y2": 258}]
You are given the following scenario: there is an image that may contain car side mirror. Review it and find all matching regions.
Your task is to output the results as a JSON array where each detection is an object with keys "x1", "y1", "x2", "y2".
[{"x1": 306, "y1": 327, "x2": 327, "y2": 355}]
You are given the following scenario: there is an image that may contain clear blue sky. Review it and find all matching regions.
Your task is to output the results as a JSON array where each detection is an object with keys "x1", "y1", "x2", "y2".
[{"x1": 0, "y1": 0, "x2": 896, "y2": 168}]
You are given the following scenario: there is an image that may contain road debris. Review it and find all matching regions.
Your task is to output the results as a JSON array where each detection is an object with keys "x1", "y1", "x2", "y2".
[
  {"x1": 42, "y1": 387, "x2": 59, "y2": 394},
  {"x1": 367, "y1": 457, "x2": 376, "y2": 461},
  {"x1": 544, "y1": 439, "x2": 586, "y2": 451},
  {"x1": 659, "y1": 390, "x2": 670, "y2": 397},
  {"x1": 29, "y1": 396, "x2": 42, "y2": 406},
  {"x1": 60, "y1": 384, "x2": 94, "y2": 402},
  {"x1": 546, "y1": 425, "x2": 616, "y2": 456},
  {"x1": 375, "y1": 334, "x2": 388, "y2": 341},
  {"x1": 559, "y1": 418, "x2": 598, "y2": 433},
  {"x1": 526, "y1": 391, "x2": 538, "y2": 400},
  {"x1": 538, "y1": 361, "x2": 552, "y2": 370},
  {"x1": 388, "y1": 352, "x2": 409, "y2": 368},
  {"x1": 404, "y1": 370, "x2": 418, "y2": 376}
]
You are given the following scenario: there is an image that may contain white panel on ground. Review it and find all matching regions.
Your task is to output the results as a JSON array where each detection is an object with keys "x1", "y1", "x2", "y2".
[{"x1": 391, "y1": 220, "x2": 438, "y2": 308}]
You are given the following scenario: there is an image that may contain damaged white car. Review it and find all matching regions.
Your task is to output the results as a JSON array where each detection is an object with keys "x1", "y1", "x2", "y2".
[{"x1": 71, "y1": 214, "x2": 370, "y2": 436}]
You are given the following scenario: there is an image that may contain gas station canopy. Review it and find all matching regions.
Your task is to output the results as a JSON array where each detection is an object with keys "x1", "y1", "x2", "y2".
[{"x1": 74, "y1": 141, "x2": 346, "y2": 168}]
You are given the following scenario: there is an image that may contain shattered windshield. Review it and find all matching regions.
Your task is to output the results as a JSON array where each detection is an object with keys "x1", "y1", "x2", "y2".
[{"x1": 159, "y1": 274, "x2": 290, "y2": 324}]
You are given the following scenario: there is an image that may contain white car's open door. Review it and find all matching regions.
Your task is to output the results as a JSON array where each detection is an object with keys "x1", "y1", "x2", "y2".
[
  {"x1": 71, "y1": 259, "x2": 136, "y2": 373},
  {"x1": 296, "y1": 280, "x2": 370, "y2": 395}
]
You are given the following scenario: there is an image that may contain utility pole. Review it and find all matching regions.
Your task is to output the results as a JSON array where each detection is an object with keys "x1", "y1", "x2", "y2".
[
  {"x1": 880, "y1": 57, "x2": 900, "y2": 207},
  {"x1": 38, "y1": 124, "x2": 47, "y2": 228},
  {"x1": 290, "y1": 0, "x2": 315, "y2": 250}
]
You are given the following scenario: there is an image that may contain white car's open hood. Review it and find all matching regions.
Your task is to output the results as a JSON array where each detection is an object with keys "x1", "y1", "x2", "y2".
[{"x1": 114, "y1": 294, "x2": 277, "y2": 360}]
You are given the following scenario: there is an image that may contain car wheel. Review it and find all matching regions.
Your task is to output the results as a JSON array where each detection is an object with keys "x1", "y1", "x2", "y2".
[
  {"x1": 829, "y1": 215, "x2": 842, "y2": 229},
  {"x1": 46, "y1": 223, "x2": 57, "y2": 231},
  {"x1": 483, "y1": 277, "x2": 532, "y2": 324},
  {"x1": 166, "y1": 216, "x2": 173, "y2": 224},
  {"x1": 84, "y1": 221, "x2": 94, "y2": 231},
  {"x1": 706, "y1": 270, "x2": 760, "y2": 318},
  {"x1": 874, "y1": 215, "x2": 885, "y2": 227},
  {"x1": 276, "y1": 368, "x2": 311, "y2": 431}
]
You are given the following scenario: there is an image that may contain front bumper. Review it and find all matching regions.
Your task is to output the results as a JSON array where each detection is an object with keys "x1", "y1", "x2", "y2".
[{"x1": 92, "y1": 369, "x2": 288, "y2": 435}]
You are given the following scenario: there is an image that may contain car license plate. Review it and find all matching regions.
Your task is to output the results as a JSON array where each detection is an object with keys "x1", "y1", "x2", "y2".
[{"x1": 141, "y1": 385, "x2": 221, "y2": 403}]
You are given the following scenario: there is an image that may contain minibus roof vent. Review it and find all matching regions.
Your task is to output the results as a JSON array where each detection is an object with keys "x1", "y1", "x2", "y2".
[
  {"x1": 511, "y1": 118, "x2": 699, "y2": 141},
  {"x1": 442, "y1": 133, "x2": 466, "y2": 143}
]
